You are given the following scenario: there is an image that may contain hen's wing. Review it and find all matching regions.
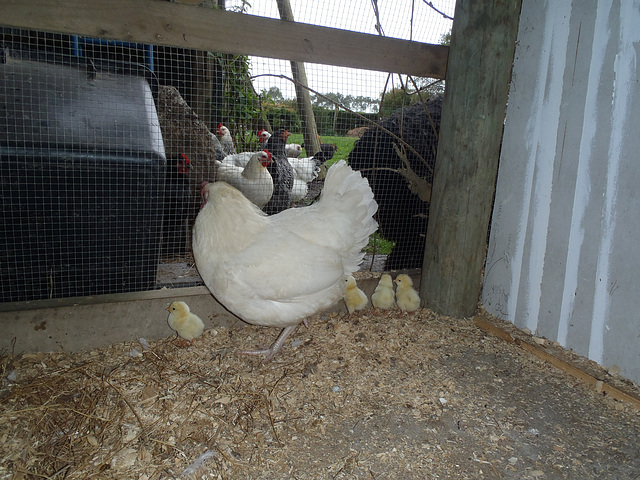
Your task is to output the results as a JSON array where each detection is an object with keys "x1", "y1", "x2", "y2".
[
  {"x1": 288, "y1": 157, "x2": 320, "y2": 183},
  {"x1": 219, "y1": 152, "x2": 253, "y2": 168}
]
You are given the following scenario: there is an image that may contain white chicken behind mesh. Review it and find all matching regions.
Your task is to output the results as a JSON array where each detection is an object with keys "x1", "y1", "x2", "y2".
[
  {"x1": 288, "y1": 156, "x2": 321, "y2": 182},
  {"x1": 219, "y1": 145, "x2": 321, "y2": 204},
  {"x1": 192, "y1": 160, "x2": 378, "y2": 361},
  {"x1": 217, "y1": 124, "x2": 236, "y2": 156},
  {"x1": 285, "y1": 143, "x2": 303, "y2": 158},
  {"x1": 219, "y1": 151, "x2": 255, "y2": 168},
  {"x1": 258, "y1": 128, "x2": 271, "y2": 145},
  {"x1": 214, "y1": 150, "x2": 273, "y2": 208},
  {"x1": 288, "y1": 155, "x2": 322, "y2": 202}
]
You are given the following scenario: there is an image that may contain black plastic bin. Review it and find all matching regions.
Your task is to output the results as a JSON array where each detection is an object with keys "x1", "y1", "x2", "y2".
[{"x1": 0, "y1": 56, "x2": 166, "y2": 302}]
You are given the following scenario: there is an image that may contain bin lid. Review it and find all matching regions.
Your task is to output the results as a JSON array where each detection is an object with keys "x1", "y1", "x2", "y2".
[{"x1": 0, "y1": 57, "x2": 165, "y2": 157}]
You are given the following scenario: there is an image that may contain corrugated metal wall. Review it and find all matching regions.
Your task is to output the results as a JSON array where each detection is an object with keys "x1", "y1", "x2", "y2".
[{"x1": 483, "y1": 0, "x2": 640, "y2": 384}]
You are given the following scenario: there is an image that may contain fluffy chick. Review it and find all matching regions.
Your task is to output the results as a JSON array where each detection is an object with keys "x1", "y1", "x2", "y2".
[
  {"x1": 166, "y1": 301, "x2": 205, "y2": 346},
  {"x1": 371, "y1": 274, "x2": 395, "y2": 310},
  {"x1": 394, "y1": 274, "x2": 421, "y2": 312},
  {"x1": 343, "y1": 275, "x2": 368, "y2": 313}
]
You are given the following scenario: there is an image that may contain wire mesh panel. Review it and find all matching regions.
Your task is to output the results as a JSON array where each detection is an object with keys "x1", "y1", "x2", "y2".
[
  {"x1": 0, "y1": 31, "x2": 167, "y2": 302},
  {"x1": 0, "y1": 0, "x2": 453, "y2": 303}
]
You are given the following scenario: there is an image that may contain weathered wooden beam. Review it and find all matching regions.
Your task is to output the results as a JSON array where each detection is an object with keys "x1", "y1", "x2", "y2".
[
  {"x1": 474, "y1": 316, "x2": 640, "y2": 411},
  {"x1": 0, "y1": 0, "x2": 448, "y2": 78},
  {"x1": 420, "y1": 0, "x2": 522, "y2": 316}
]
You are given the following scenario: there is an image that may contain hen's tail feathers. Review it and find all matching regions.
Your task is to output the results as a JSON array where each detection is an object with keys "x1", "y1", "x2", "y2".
[{"x1": 320, "y1": 160, "x2": 379, "y2": 271}]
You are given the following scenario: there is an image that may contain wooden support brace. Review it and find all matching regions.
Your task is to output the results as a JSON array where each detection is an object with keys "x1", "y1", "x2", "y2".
[{"x1": 474, "y1": 316, "x2": 640, "y2": 412}]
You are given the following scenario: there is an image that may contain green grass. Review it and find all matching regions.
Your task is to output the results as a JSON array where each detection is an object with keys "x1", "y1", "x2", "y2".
[
  {"x1": 288, "y1": 134, "x2": 357, "y2": 165},
  {"x1": 366, "y1": 233, "x2": 395, "y2": 255}
]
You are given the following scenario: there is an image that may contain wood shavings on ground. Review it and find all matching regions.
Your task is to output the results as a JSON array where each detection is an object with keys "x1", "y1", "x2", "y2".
[{"x1": 1, "y1": 307, "x2": 639, "y2": 479}]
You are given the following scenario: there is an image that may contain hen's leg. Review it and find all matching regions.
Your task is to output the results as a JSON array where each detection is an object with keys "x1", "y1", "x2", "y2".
[{"x1": 238, "y1": 325, "x2": 298, "y2": 362}]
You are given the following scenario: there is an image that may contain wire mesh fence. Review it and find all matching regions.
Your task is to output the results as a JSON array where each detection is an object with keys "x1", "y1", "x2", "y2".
[{"x1": 0, "y1": 1, "x2": 453, "y2": 303}]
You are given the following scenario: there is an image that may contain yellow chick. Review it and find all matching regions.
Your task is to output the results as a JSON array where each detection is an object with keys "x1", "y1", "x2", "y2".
[
  {"x1": 394, "y1": 274, "x2": 421, "y2": 312},
  {"x1": 343, "y1": 275, "x2": 368, "y2": 314},
  {"x1": 166, "y1": 301, "x2": 204, "y2": 346},
  {"x1": 371, "y1": 274, "x2": 396, "y2": 310}
]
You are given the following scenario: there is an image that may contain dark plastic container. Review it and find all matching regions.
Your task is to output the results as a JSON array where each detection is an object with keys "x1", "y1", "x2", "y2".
[{"x1": 0, "y1": 57, "x2": 166, "y2": 302}]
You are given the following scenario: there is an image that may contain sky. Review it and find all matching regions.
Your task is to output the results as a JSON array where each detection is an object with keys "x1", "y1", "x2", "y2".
[{"x1": 226, "y1": 0, "x2": 455, "y2": 100}]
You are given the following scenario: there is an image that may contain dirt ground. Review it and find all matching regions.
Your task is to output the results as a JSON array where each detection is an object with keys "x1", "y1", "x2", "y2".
[{"x1": 1, "y1": 304, "x2": 639, "y2": 479}]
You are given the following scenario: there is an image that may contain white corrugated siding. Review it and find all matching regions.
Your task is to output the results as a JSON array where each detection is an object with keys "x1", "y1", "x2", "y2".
[{"x1": 482, "y1": 0, "x2": 640, "y2": 384}]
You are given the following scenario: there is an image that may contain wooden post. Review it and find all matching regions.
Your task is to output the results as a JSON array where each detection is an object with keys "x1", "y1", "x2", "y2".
[
  {"x1": 420, "y1": 0, "x2": 523, "y2": 317},
  {"x1": 191, "y1": 50, "x2": 214, "y2": 129},
  {"x1": 276, "y1": 0, "x2": 321, "y2": 155}
]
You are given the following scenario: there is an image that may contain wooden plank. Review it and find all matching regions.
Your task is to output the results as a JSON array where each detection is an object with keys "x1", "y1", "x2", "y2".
[
  {"x1": 0, "y1": 0, "x2": 448, "y2": 78},
  {"x1": 0, "y1": 286, "x2": 211, "y2": 313},
  {"x1": 474, "y1": 317, "x2": 640, "y2": 411},
  {"x1": 420, "y1": 0, "x2": 522, "y2": 316}
]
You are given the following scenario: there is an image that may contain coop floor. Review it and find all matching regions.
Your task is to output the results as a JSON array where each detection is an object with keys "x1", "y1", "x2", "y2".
[{"x1": 1, "y1": 309, "x2": 639, "y2": 479}]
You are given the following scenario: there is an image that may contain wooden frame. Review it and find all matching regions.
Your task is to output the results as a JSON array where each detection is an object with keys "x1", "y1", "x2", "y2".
[{"x1": 0, "y1": 0, "x2": 448, "y2": 78}]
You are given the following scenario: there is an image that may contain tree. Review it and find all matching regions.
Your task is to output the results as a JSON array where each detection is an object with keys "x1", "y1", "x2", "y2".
[
  {"x1": 262, "y1": 86, "x2": 285, "y2": 103},
  {"x1": 377, "y1": 30, "x2": 451, "y2": 114},
  {"x1": 380, "y1": 87, "x2": 414, "y2": 116},
  {"x1": 351, "y1": 95, "x2": 378, "y2": 112},
  {"x1": 310, "y1": 92, "x2": 377, "y2": 113}
]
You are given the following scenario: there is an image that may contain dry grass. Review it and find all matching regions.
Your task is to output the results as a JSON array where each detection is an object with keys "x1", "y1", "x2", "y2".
[{"x1": 1, "y1": 307, "x2": 639, "y2": 479}]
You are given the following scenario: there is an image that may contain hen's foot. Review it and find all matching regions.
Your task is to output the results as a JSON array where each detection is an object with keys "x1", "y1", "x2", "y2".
[
  {"x1": 172, "y1": 338, "x2": 194, "y2": 348},
  {"x1": 238, "y1": 325, "x2": 298, "y2": 362}
]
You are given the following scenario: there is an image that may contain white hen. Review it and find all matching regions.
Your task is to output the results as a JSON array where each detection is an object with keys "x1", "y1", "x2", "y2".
[
  {"x1": 192, "y1": 160, "x2": 378, "y2": 361},
  {"x1": 219, "y1": 151, "x2": 256, "y2": 168},
  {"x1": 220, "y1": 149, "x2": 321, "y2": 204},
  {"x1": 288, "y1": 156, "x2": 321, "y2": 202},
  {"x1": 217, "y1": 123, "x2": 236, "y2": 156},
  {"x1": 288, "y1": 156, "x2": 320, "y2": 183},
  {"x1": 214, "y1": 150, "x2": 273, "y2": 208},
  {"x1": 258, "y1": 128, "x2": 271, "y2": 145},
  {"x1": 285, "y1": 143, "x2": 303, "y2": 158}
]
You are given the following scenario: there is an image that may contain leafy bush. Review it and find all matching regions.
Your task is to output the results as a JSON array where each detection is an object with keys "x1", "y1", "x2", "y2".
[
  {"x1": 209, "y1": 52, "x2": 263, "y2": 152},
  {"x1": 262, "y1": 103, "x2": 301, "y2": 132}
]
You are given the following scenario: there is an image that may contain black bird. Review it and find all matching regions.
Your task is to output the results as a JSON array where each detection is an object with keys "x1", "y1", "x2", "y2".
[
  {"x1": 263, "y1": 129, "x2": 294, "y2": 215},
  {"x1": 317, "y1": 143, "x2": 338, "y2": 162}
]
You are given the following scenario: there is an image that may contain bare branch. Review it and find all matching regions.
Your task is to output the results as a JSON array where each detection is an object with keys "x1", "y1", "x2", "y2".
[
  {"x1": 422, "y1": 1, "x2": 454, "y2": 21},
  {"x1": 251, "y1": 73, "x2": 433, "y2": 175}
]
